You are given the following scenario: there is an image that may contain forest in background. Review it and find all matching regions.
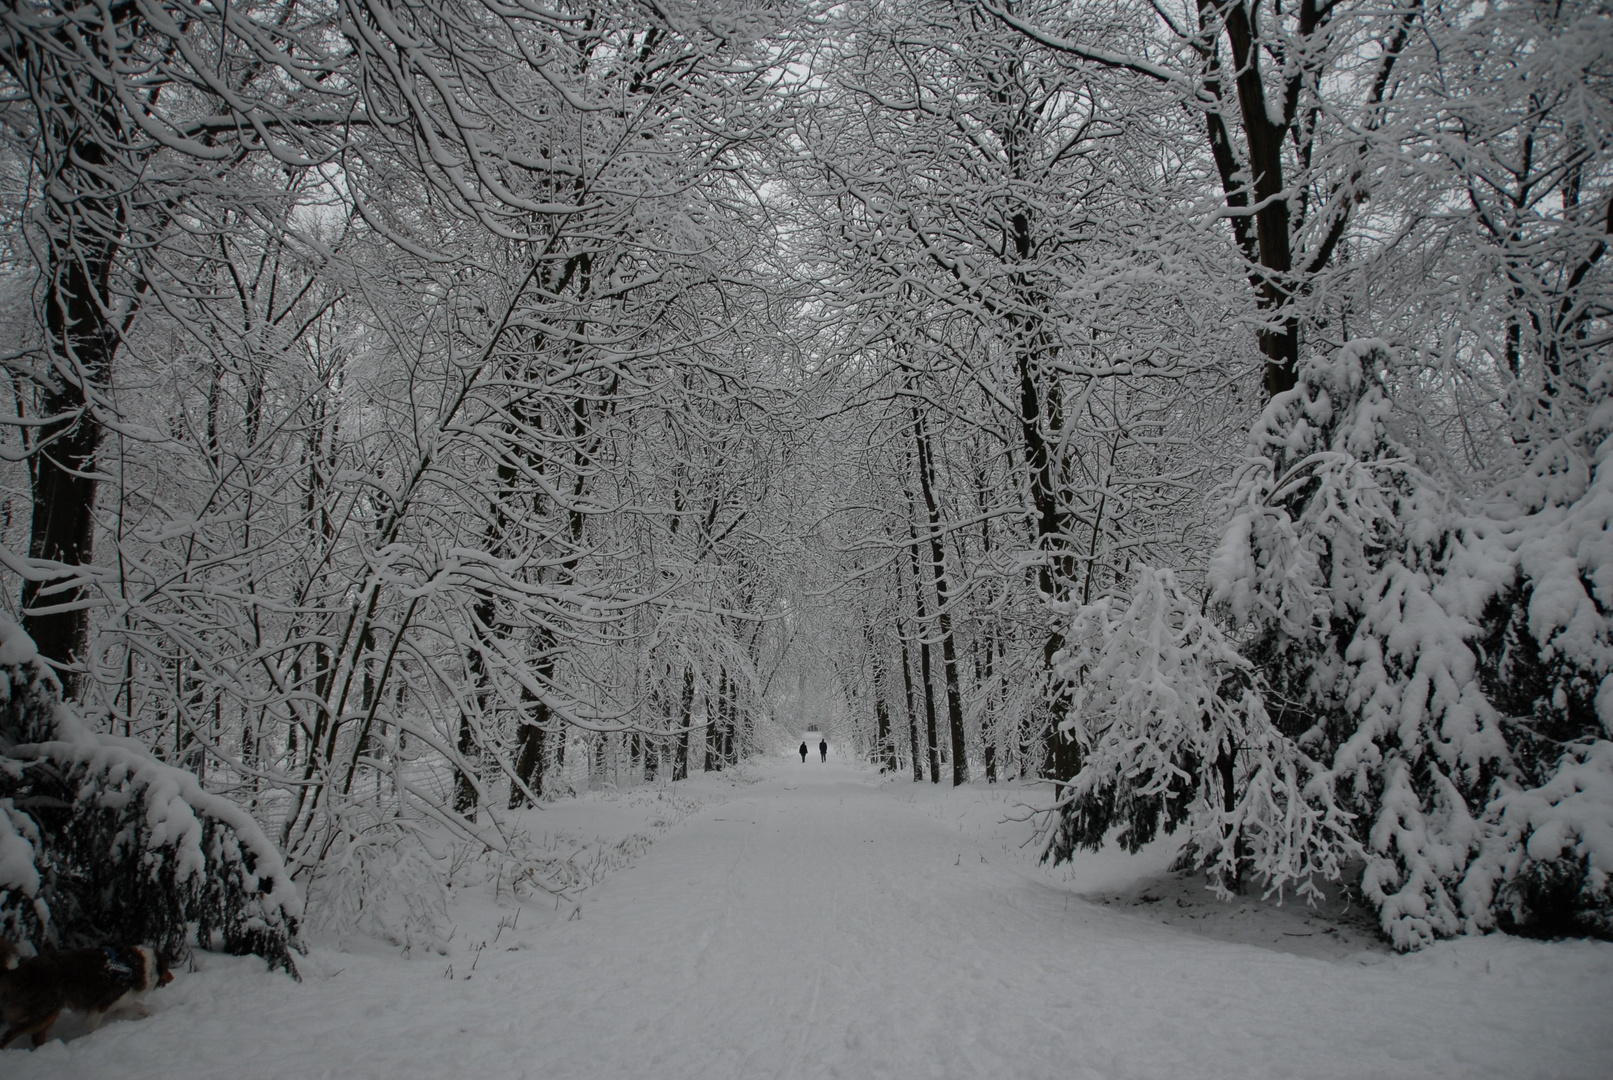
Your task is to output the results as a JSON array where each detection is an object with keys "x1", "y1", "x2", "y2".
[{"x1": 0, "y1": 0, "x2": 1608, "y2": 956}]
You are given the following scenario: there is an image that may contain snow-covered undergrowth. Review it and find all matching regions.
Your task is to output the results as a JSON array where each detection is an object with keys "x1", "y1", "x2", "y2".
[
  {"x1": 304, "y1": 764, "x2": 745, "y2": 958},
  {"x1": 0, "y1": 620, "x2": 301, "y2": 973},
  {"x1": 1050, "y1": 341, "x2": 1613, "y2": 949}
]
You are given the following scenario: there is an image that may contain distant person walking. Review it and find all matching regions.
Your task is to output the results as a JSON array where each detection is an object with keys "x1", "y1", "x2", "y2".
[
  {"x1": 799, "y1": 741, "x2": 808, "y2": 763},
  {"x1": 819, "y1": 738, "x2": 827, "y2": 763}
]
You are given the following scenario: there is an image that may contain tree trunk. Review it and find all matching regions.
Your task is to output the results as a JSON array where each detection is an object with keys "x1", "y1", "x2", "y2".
[
  {"x1": 874, "y1": 659, "x2": 896, "y2": 774},
  {"x1": 906, "y1": 506, "x2": 941, "y2": 784},
  {"x1": 867, "y1": 625, "x2": 897, "y2": 772},
  {"x1": 981, "y1": 628, "x2": 998, "y2": 784},
  {"x1": 455, "y1": 592, "x2": 506, "y2": 816},
  {"x1": 1039, "y1": 652, "x2": 1080, "y2": 787},
  {"x1": 453, "y1": 709, "x2": 479, "y2": 816},
  {"x1": 1216, "y1": 742, "x2": 1243, "y2": 894},
  {"x1": 508, "y1": 644, "x2": 553, "y2": 807},
  {"x1": 672, "y1": 665, "x2": 694, "y2": 781},
  {"x1": 508, "y1": 707, "x2": 548, "y2": 807},
  {"x1": 913, "y1": 409, "x2": 970, "y2": 785},
  {"x1": 896, "y1": 626, "x2": 922, "y2": 782},
  {"x1": 721, "y1": 672, "x2": 738, "y2": 765},
  {"x1": 892, "y1": 561, "x2": 923, "y2": 782},
  {"x1": 22, "y1": 133, "x2": 122, "y2": 699},
  {"x1": 1005, "y1": 297, "x2": 1079, "y2": 791},
  {"x1": 705, "y1": 668, "x2": 725, "y2": 772}
]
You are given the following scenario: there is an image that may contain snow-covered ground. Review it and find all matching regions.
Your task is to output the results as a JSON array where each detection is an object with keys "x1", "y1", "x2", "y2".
[{"x1": 10, "y1": 752, "x2": 1612, "y2": 1079}]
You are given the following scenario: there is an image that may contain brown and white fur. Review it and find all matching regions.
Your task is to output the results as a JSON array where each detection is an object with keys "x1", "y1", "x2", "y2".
[{"x1": 0, "y1": 940, "x2": 173, "y2": 1048}]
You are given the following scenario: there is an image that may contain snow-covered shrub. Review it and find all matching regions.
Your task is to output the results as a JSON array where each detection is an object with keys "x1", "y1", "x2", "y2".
[
  {"x1": 0, "y1": 797, "x2": 46, "y2": 946},
  {"x1": 1456, "y1": 407, "x2": 1613, "y2": 940},
  {"x1": 304, "y1": 823, "x2": 452, "y2": 954},
  {"x1": 1047, "y1": 567, "x2": 1354, "y2": 900},
  {"x1": 1057, "y1": 342, "x2": 1613, "y2": 948},
  {"x1": 0, "y1": 620, "x2": 303, "y2": 974},
  {"x1": 1210, "y1": 340, "x2": 1613, "y2": 946},
  {"x1": 1212, "y1": 341, "x2": 1511, "y2": 948}
]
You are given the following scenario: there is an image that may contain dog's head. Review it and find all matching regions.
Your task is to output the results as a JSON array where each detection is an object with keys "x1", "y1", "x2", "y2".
[{"x1": 134, "y1": 946, "x2": 176, "y2": 989}]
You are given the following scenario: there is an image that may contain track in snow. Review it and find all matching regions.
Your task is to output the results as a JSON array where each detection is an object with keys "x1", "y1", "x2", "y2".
[{"x1": 10, "y1": 756, "x2": 1612, "y2": 1079}]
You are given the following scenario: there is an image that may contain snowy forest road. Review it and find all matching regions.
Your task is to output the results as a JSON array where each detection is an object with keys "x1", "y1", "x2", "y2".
[{"x1": 13, "y1": 758, "x2": 1612, "y2": 1080}]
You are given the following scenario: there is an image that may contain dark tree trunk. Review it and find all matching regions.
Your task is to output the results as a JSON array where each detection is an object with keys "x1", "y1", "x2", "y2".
[
  {"x1": 1198, "y1": 0, "x2": 1301, "y2": 399},
  {"x1": 643, "y1": 734, "x2": 658, "y2": 780},
  {"x1": 24, "y1": 373, "x2": 108, "y2": 699},
  {"x1": 1215, "y1": 742, "x2": 1243, "y2": 893},
  {"x1": 644, "y1": 682, "x2": 666, "y2": 781},
  {"x1": 913, "y1": 410, "x2": 969, "y2": 785},
  {"x1": 906, "y1": 509, "x2": 941, "y2": 784},
  {"x1": 721, "y1": 673, "x2": 737, "y2": 765},
  {"x1": 982, "y1": 629, "x2": 998, "y2": 784},
  {"x1": 455, "y1": 595, "x2": 496, "y2": 816},
  {"x1": 893, "y1": 564, "x2": 923, "y2": 782},
  {"x1": 874, "y1": 692, "x2": 894, "y2": 772},
  {"x1": 453, "y1": 709, "x2": 479, "y2": 816},
  {"x1": 1039, "y1": 653, "x2": 1081, "y2": 789},
  {"x1": 705, "y1": 668, "x2": 725, "y2": 772},
  {"x1": 508, "y1": 710, "x2": 548, "y2": 808},
  {"x1": 867, "y1": 628, "x2": 896, "y2": 773},
  {"x1": 672, "y1": 665, "x2": 694, "y2": 781},
  {"x1": 22, "y1": 132, "x2": 122, "y2": 700},
  {"x1": 508, "y1": 647, "x2": 553, "y2": 807},
  {"x1": 1006, "y1": 304, "x2": 1079, "y2": 791},
  {"x1": 976, "y1": 467, "x2": 1000, "y2": 784}
]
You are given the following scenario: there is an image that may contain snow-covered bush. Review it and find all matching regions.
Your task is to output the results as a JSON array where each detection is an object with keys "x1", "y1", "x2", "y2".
[
  {"x1": 1212, "y1": 340, "x2": 1514, "y2": 947},
  {"x1": 1047, "y1": 567, "x2": 1354, "y2": 900},
  {"x1": 304, "y1": 824, "x2": 452, "y2": 955},
  {"x1": 1457, "y1": 406, "x2": 1613, "y2": 940},
  {"x1": 1229, "y1": 343, "x2": 1613, "y2": 945},
  {"x1": 0, "y1": 621, "x2": 303, "y2": 974},
  {"x1": 1053, "y1": 342, "x2": 1613, "y2": 948}
]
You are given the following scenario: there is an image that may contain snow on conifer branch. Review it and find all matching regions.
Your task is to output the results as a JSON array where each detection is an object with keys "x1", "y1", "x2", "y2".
[
  {"x1": 0, "y1": 620, "x2": 302, "y2": 975},
  {"x1": 1046, "y1": 566, "x2": 1354, "y2": 901},
  {"x1": 1044, "y1": 337, "x2": 1613, "y2": 947},
  {"x1": 1212, "y1": 339, "x2": 1612, "y2": 946},
  {"x1": 1209, "y1": 340, "x2": 1513, "y2": 947}
]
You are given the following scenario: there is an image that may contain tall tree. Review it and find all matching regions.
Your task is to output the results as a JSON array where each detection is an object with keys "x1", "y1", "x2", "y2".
[{"x1": 984, "y1": 0, "x2": 1422, "y2": 397}]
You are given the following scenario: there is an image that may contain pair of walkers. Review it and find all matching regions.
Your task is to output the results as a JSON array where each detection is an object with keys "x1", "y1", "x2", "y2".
[{"x1": 799, "y1": 739, "x2": 827, "y2": 763}]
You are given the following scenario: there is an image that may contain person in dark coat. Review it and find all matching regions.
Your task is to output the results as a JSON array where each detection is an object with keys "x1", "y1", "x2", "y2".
[
  {"x1": 799, "y1": 741, "x2": 808, "y2": 762},
  {"x1": 819, "y1": 738, "x2": 827, "y2": 762}
]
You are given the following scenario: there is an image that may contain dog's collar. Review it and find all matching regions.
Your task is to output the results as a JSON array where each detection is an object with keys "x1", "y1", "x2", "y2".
[{"x1": 101, "y1": 946, "x2": 137, "y2": 985}]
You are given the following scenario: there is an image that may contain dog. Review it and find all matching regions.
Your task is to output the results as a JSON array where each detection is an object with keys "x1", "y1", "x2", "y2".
[{"x1": 0, "y1": 939, "x2": 173, "y2": 1048}]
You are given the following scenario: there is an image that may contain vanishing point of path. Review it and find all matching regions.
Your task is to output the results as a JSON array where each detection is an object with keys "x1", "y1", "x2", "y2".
[{"x1": 13, "y1": 758, "x2": 1612, "y2": 1080}]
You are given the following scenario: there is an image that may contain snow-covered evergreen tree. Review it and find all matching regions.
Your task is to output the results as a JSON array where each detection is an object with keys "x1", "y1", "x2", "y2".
[
  {"x1": 1213, "y1": 340, "x2": 1613, "y2": 946},
  {"x1": 1210, "y1": 341, "x2": 1510, "y2": 947},
  {"x1": 1460, "y1": 404, "x2": 1613, "y2": 941},
  {"x1": 1047, "y1": 567, "x2": 1354, "y2": 900}
]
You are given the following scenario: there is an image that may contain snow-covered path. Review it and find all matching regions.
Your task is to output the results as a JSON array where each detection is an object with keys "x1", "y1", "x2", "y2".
[{"x1": 12, "y1": 758, "x2": 1612, "y2": 1079}]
